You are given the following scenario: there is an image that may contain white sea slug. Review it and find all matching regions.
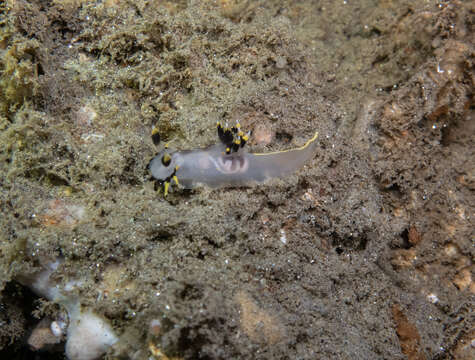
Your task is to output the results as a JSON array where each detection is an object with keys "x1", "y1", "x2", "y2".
[{"x1": 149, "y1": 122, "x2": 319, "y2": 195}]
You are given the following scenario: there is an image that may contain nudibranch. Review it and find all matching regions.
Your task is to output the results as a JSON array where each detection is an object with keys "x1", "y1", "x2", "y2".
[{"x1": 148, "y1": 122, "x2": 319, "y2": 195}]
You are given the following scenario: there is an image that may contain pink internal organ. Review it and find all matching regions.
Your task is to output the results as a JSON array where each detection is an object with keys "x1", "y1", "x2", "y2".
[{"x1": 216, "y1": 155, "x2": 249, "y2": 174}]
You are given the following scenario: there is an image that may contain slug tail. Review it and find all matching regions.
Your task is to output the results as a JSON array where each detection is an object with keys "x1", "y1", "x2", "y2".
[{"x1": 247, "y1": 131, "x2": 319, "y2": 180}]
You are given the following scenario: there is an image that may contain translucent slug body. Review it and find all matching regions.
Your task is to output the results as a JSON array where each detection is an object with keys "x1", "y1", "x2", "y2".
[{"x1": 148, "y1": 123, "x2": 318, "y2": 194}]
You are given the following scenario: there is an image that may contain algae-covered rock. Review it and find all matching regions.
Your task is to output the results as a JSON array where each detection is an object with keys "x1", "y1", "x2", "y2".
[{"x1": 0, "y1": 2, "x2": 41, "y2": 118}]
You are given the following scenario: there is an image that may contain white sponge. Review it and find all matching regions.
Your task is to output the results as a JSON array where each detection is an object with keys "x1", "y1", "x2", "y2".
[
  {"x1": 18, "y1": 260, "x2": 119, "y2": 360},
  {"x1": 65, "y1": 305, "x2": 118, "y2": 360}
]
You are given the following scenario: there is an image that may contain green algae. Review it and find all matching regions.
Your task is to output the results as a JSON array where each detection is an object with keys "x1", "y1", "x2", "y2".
[{"x1": 0, "y1": 3, "x2": 40, "y2": 120}]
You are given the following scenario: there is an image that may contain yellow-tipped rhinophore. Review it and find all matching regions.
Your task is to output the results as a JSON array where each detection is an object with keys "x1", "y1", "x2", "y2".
[
  {"x1": 161, "y1": 153, "x2": 171, "y2": 166},
  {"x1": 152, "y1": 127, "x2": 161, "y2": 146}
]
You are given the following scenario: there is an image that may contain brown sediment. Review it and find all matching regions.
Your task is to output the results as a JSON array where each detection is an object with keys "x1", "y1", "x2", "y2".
[
  {"x1": 235, "y1": 290, "x2": 285, "y2": 345},
  {"x1": 391, "y1": 304, "x2": 426, "y2": 360}
]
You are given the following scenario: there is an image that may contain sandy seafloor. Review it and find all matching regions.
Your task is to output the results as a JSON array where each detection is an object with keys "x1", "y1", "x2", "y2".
[{"x1": 0, "y1": 0, "x2": 473, "y2": 359}]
